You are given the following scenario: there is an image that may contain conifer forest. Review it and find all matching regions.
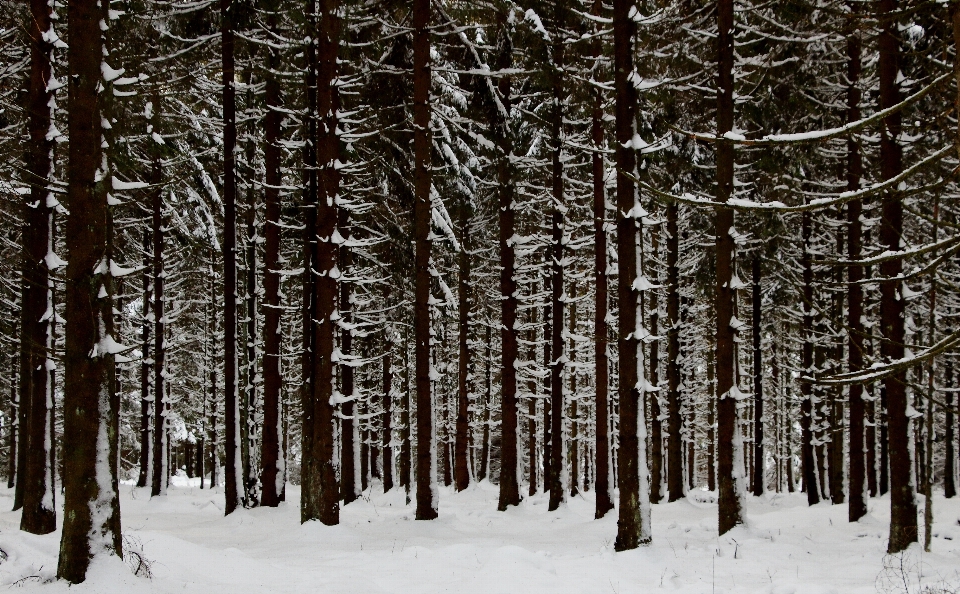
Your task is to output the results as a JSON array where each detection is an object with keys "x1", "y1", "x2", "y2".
[{"x1": 1, "y1": 0, "x2": 960, "y2": 591}]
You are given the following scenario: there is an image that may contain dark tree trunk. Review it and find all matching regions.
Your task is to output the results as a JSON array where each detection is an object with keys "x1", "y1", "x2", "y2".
[
  {"x1": 547, "y1": 0, "x2": 566, "y2": 512},
  {"x1": 946, "y1": 358, "x2": 956, "y2": 499},
  {"x1": 302, "y1": 0, "x2": 341, "y2": 526},
  {"x1": 151, "y1": 150, "x2": 166, "y2": 498},
  {"x1": 715, "y1": 0, "x2": 744, "y2": 536},
  {"x1": 383, "y1": 340, "x2": 394, "y2": 492},
  {"x1": 542, "y1": 272, "x2": 552, "y2": 493},
  {"x1": 455, "y1": 198, "x2": 471, "y2": 492},
  {"x1": 666, "y1": 202, "x2": 682, "y2": 502},
  {"x1": 752, "y1": 256, "x2": 763, "y2": 497},
  {"x1": 413, "y1": 0, "x2": 437, "y2": 521},
  {"x1": 8, "y1": 356, "x2": 17, "y2": 490},
  {"x1": 400, "y1": 339, "x2": 412, "y2": 495},
  {"x1": 707, "y1": 348, "x2": 716, "y2": 492},
  {"x1": 801, "y1": 210, "x2": 820, "y2": 504},
  {"x1": 339, "y1": 212, "x2": 357, "y2": 505},
  {"x1": 846, "y1": 0, "x2": 866, "y2": 521},
  {"x1": 260, "y1": 13, "x2": 283, "y2": 506},
  {"x1": 592, "y1": 39, "x2": 613, "y2": 515},
  {"x1": 20, "y1": 0, "x2": 57, "y2": 534},
  {"x1": 478, "y1": 325, "x2": 491, "y2": 482},
  {"x1": 58, "y1": 0, "x2": 123, "y2": 578},
  {"x1": 568, "y1": 288, "x2": 579, "y2": 497},
  {"x1": 613, "y1": 0, "x2": 649, "y2": 550},
  {"x1": 137, "y1": 227, "x2": 152, "y2": 489},
  {"x1": 878, "y1": 0, "x2": 915, "y2": 554},
  {"x1": 493, "y1": 13, "x2": 521, "y2": 512},
  {"x1": 649, "y1": 231, "x2": 663, "y2": 505},
  {"x1": 222, "y1": 0, "x2": 242, "y2": 516}
]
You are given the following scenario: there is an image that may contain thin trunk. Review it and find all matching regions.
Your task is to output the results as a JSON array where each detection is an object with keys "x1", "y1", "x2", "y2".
[
  {"x1": 19, "y1": 0, "x2": 57, "y2": 532},
  {"x1": 222, "y1": 0, "x2": 242, "y2": 516},
  {"x1": 400, "y1": 338, "x2": 412, "y2": 496},
  {"x1": 413, "y1": 0, "x2": 437, "y2": 520},
  {"x1": 801, "y1": 210, "x2": 820, "y2": 504},
  {"x1": 260, "y1": 15, "x2": 283, "y2": 506},
  {"x1": 752, "y1": 255, "x2": 763, "y2": 497},
  {"x1": 666, "y1": 203, "x2": 682, "y2": 502},
  {"x1": 592, "y1": 37, "x2": 613, "y2": 515},
  {"x1": 151, "y1": 152, "x2": 166, "y2": 498},
  {"x1": 455, "y1": 199, "x2": 471, "y2": 492},
  {"x1": 137, "y1": 228, "x2": 152, "y2": 489},
  {"x1": 547, "y1": 1, "x2": 566, "y2": 511},
  {"x1": 339, "y1": 213, "x2": 357, "y2": 505},
  {"x1": 479, "y1": 324, "x2": 491, "y2": 482},
  {"x1": 383, "y1": 336, "x2": 394, "y2": 492},
  {"x1": 707, "y1": 347, "x2": 716, "y2": 492},
  {"x1": 846, "y1": 0, "x2": 866, "y2": 520},
  {"x1": 650, "y1": 229, "x2": 663, "y2": 505},
  {"x1": 495, "y1": 13, "x2": 521, "y2": 512}
]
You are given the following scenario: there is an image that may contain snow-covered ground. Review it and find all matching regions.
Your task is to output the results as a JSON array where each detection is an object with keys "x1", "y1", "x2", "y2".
[{"x1": 0, "y1": 479, "x2": 957, "y2": 593}]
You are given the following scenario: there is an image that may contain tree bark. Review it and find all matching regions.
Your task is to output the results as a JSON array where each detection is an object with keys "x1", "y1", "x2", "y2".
[
  {"x1": 801, "y1": 210, "x2": 820, "y2": 504},
  {"x1": 613, "y1": 0, "x2": 650, "y2": 550},
  {"x1": 455, "y1": 196, "x2": 471, "y2": 492},
  {"x1": 413, "y1": 0, "x2": 437, "y2": 521},
  {"x1": 20, "y1": 0, "x2": 57, "y2": 534},
  {"x1": 752, "y1": 255, "x2": 763, "y2": 497},
  {"x1": 878, "y1": 0, "x2": 916, "y2": 554},
  {"x1": 58, "y1": 0, "x2": 123, "y2": 578},
  {"x1": 151, "y1": 148, "x2": 166, "y2": 497},
  {"x1": 715, "y1": 0, "x2": 745, "y2": 535},
  {"x1": 493, "y1": 12, "x2": 521, "y2": 512},
  {"x1": 383, "y1": 335, "x2": 394, "y2": 492},
  {"x1": 222, "y1": 0, "x2": 243, "y2": 516},
  {"x1": 592, "y1": 35, "x2": 613, "y2": 515},
  {"x1": 302, "y1": 0, "x2": 341, "y2": 526},
  {"x1": 339, "y1": 211, "x2": 358, "y2": 505},
  {"x1": 260, "y1": 11, "x2": 284, "y2": 506},
  {"x1": 845, "y1": 0, "x2": 866, "y2": 522},
  {"x1": 666, "y1": 202, "x2": 682, "y2": 502}
]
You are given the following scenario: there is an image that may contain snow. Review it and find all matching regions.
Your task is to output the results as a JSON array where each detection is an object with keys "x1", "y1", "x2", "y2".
[{"x1": 0, "y1": 483, "x2": 957, "y2": 593}]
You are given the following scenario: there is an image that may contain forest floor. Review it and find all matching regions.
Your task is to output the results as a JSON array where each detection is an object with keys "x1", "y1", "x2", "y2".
[{"x1": 0, "y1": 478, "x2": 957, "y2": 593}]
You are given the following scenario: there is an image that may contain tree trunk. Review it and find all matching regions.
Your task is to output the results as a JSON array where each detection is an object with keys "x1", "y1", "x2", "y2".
[
  {"x1": 383, "y1": 336, "x2": 394, "y2": 492},
  {"x1": 493, "y1": 12, "x2": 521, "y2": 512},
  {"x1": 20, "y1": 0, "x2": 57, "y2": 534},
  {"x1": 137, "y1": 227, "x2": 152, "y2": 489},
  {"x1": 413, "y1": 0, "x2": 437, "y2": 521},
  {"x1": 7, "y1": 356, "x2": 17, "y2": 490},
  {"x1": 878, "y1": 0, "x2": 915, "y2": 555},
  {"x1": 752, "y1": 255, "x2": 763, "y2": 497},
  {"x1": 260, "y1": 13, "x2": 283, "y2": 506},
  {"x1": 58, "y1": 0, "x2": 123, "y2": 578},
  {"x1": 649, "y1": 231, "x2": 663, "y2": 505},
  {"x1": 339, "y1": 211, "x2": 358, "y2": 505},
  {"x1": 613, "y1": 0, "x2": 650, "y2": 550},
  {"x1": 801, "y1": 210, "x2": 820, "y2": 504},
  {"x1": 151, "y1": 148, "x2": 166, "y2": 498},
  {"x1": 715, "y1": 0, "x2": 745, "y2": 536},
  {"x1": 946, "y1": 357, "x2": 956, "y2": 498},
  {"x1": 666, "y1": 202, "x2": 682, "y2": 502},
  {"x1": 455, "y1": 196, "x2": 471, "y2": 492},
  {"x1": 592, "y1": 34, "x2": 613, "y2": 515},
  {"x1": 302, "y1": 0, "x2": 341, "y2": 526},
  {"x1": 707, "y1": 347, "x2": 716, "y2": 492},
  {"x1": 222, "y1": 0, "x2": 243, "y2": 516},
  {"x1": 845, "y1": 0, "x2": 866, "y2": 521}
]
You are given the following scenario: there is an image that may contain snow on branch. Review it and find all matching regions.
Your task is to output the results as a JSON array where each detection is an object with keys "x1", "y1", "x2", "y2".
[{"x1": 673, "y1": 71, "x2": 951, "y2": 146}]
